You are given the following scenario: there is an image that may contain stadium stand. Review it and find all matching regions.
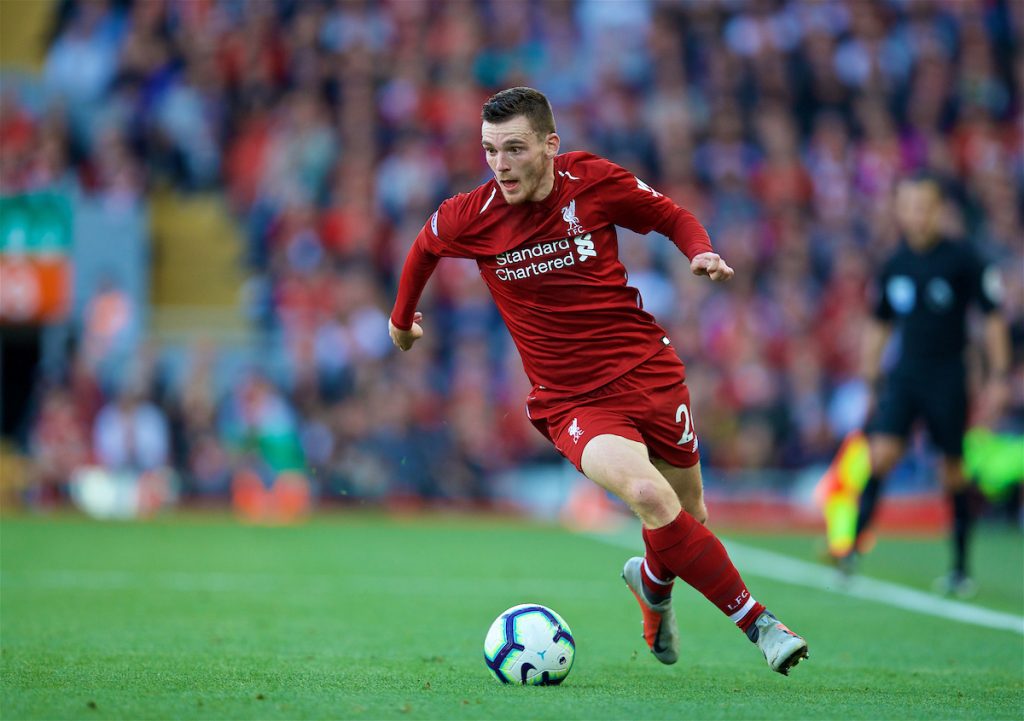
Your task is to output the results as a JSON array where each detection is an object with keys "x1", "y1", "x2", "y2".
[{"x1": 1, "y1": 0, "x2": 1020, "y2": 514}]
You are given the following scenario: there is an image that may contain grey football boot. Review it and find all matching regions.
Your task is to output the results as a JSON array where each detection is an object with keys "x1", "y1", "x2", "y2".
[
  {"x1": 746, "y1": 610, "x2": 809, "y2": 675},
  {"x1": 621, "y1": 557, "x2": 679, "y2": 665}
]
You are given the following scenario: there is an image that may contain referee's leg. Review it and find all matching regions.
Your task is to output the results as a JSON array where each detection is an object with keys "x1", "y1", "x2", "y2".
[
  {"x1": 856, "y1": 373, "x2": 916, "y2": 554},
  {"x1": 926, "y1": 365, "x2": 972, "y2": 590}
]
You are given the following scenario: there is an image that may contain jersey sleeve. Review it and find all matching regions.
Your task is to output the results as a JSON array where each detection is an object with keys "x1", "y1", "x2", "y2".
[
  {"x1": 968, "y1": 247, "x2": 1003, "y2": 314},
  {"x1": 387, "y1": 225, "x2": 440, "y2": 329},
  {"x1": 420, "y1": 198, "x2": 455, "y2": 256},
  {"x1": 598, "y1": 158, "x2": 714, "y2": 260},
  {"x1": 871, "y1": 262, "x2": 894, "y2": 322}
]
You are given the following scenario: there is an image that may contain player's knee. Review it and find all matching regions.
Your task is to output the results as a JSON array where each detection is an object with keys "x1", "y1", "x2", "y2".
[
  {"x1": 869, "y1": 440, "x2": 902, "y2": 477},
  {"x1": 939, "y1": 458, "x2": 967, "y2": 491},
  {"x1": 621, "y1": 475, "x2": 675, "y2": 517}
]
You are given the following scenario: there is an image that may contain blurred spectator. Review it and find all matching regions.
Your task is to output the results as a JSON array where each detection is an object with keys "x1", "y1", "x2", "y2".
[
  {"x1": 43, "y1": 0, "x2": 124, "y2": 123},
  {"x1": 93, "y1": 382, "x2": 169, "y2": 473},
  {"x1": 80, "y1": 274, "x2": 137, "y2": 383},
  {"x1": 28, "y1": 385, "x2": 91, "y2": 506},
  {"x1": 57, "y1": 377, "x2": 179, "y2": 519},
  {"x1": 166, "y1": 342, "x2": 232, "y2": 498},
  {"x1": 218, "y1": 371, "x2": 304, "y2": 481},
  {"x1": 11, "y1": 0, "x2": 1024, "y2": 508}
]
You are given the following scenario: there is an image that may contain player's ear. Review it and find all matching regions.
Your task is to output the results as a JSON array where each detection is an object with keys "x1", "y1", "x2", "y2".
[{"x1": 544, "y1": 132, "x2": 560, "y2": 159}]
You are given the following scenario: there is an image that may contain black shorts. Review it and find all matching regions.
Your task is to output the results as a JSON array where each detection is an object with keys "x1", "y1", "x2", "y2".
[{"x1": 866, "y1": 358, "x2": 967, "y2": 458}]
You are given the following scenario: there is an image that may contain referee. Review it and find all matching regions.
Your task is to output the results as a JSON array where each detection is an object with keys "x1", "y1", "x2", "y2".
[{"x1": 847, "y1": 173, "x2": 1010, "y2": 596}]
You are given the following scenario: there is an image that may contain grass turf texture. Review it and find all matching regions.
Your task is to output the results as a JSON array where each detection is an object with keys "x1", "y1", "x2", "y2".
[{"x1": 1, "y1": 513, "x2": 1021, "y2": 720}]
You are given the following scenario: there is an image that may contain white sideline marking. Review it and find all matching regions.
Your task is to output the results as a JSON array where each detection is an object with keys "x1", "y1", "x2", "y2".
[{"x1": 588, "y1": 528, "x2": 1024, "y2": 636}]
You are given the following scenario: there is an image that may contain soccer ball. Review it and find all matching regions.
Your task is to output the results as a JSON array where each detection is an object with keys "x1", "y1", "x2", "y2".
[{"x1": 483, "y1": 603, "x2": 576, "y2": 685}]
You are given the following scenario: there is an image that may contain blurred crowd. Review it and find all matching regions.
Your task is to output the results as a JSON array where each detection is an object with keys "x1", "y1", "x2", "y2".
[{"x1": 5, "y1": 0, "x2": 1023, "y2": 508}]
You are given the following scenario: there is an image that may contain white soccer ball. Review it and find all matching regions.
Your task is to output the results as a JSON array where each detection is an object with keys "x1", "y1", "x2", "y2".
[{"x1": 483, "y1": 603, "x2": 576, "y2": 685}]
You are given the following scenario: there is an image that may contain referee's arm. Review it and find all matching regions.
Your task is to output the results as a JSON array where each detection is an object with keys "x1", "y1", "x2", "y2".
[
  {"x1": 861, "y1": 318, "x2": 892, "y2": 391},
  {"x1": 975, "y1": 254, "x2": 1011, "y2": 425},
  {"x1": 983, "y1": 314, "x2": 1011, "y2": 380},
  {"x1": 977, "y1": 313, "x2": 1011, "y2": 425}
]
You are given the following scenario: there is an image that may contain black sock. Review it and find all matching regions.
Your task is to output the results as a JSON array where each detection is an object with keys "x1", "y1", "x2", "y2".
[
  {"x1": 854, "y1": 474, "x2": 884, "y2": 547},
  {"x1": 949, "y1": 488, "x2": 972, "y2": 577}
]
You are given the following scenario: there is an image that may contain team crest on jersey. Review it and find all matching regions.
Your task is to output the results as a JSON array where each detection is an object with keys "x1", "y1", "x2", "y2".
[
  {"x1": 926, "y1": 277, "x2": 953, "y2": 312},
  {"x1": 982, "y1": 265, "x2": 1003, "y2": 304},
  {"x1": 567, "y1": 417, "x2": 584, "y2": 444},
  {"x1": 887, "y1": 276, "x2": 915, "y2": 314},
  {"x1": 562, "y1": 199, "x2": 584, "y2": 236}
]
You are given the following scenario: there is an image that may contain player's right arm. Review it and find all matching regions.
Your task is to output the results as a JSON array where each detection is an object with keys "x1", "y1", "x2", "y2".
[
  {"x1": 861, "y1": 318, "x2": 892, "y2": 391},
  {"x1": 863, "y1": 260, "x2": 895, "y2": 397},
  {"x1": 389, "y1": 228, "x2": 440, "y2": 352},
  {"x1": 389, "y1": 196, "x2": 473, "y2": 352}
]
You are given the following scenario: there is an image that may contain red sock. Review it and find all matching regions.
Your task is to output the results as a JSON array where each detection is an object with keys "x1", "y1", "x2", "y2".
[
  {"x1": 644, "y1": 510, "x2": 765, "y2": 632},
  {"x1": 639, "y1": 543, "x2": 675, "y2": 602}
]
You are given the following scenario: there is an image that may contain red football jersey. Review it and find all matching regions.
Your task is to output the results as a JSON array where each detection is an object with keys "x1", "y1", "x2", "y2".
[{"x1": 391, "y1": 151, "x2": 715, "y2": 395}]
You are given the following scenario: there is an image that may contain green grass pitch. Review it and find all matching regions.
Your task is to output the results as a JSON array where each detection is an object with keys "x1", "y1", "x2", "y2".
[{"x1": 2, "y1": 512, "x2": 1022, "y2": 720}]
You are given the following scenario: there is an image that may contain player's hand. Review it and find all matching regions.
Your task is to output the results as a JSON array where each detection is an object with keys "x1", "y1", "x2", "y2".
[
  {"x1": 863, "y1": 376, "x2": 883, "y2": 421},
  {"x1": 974, "y1": 375, "x2": 1011, "y2": 428},
  {"x1": 389, "y1": 312, "x2": 424, "y2": 351},
  {"x1": 690, "y1": 252, "x2": 734, "y2": 282}
]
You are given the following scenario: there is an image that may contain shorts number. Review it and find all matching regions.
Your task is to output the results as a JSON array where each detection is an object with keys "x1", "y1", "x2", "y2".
[{"x1": 675, "y1": 402, "x2": 694, "y2": 446}]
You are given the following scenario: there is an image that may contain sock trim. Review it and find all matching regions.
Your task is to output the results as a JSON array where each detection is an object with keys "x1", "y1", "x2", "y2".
[
  {"x1": 728, "y1": 596, "x2": 757, "y2": 624},
  {"x1": 642, "y1": 558, "x2": 673, "y2": 586}
]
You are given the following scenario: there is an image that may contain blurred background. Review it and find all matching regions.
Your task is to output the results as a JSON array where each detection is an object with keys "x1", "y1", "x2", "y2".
[{"x1": 0, "y1": 0, "x2": 1020, "y2": 526}]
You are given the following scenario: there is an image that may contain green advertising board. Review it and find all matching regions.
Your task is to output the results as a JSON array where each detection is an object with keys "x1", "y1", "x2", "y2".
[
  {"x1": 0, "y1": 192, "x2": 73, "y2": 323},
  {"x1": 0, "y1": 192, "x2": 72, "y2": 256}
]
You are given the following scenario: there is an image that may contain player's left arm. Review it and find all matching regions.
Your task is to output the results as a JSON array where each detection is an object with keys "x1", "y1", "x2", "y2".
[
  {"x1": 599, "y1": 159, "x2": 732, "y2": 282},
  {"x1": 973, "y1": 257, "x2": 1011, "y2": 424},
  {"x1": 977, "y1": 313, "x2": 1011, "y2": 422}
]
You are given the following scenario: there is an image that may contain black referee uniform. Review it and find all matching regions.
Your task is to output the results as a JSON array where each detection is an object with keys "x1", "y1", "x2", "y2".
[
  {"x1": 868, "y1": 238, "x2": 1001, "y2": 453},
  {"x1": 854, "y1": 235, "x2": 1004, "y2": 588}
]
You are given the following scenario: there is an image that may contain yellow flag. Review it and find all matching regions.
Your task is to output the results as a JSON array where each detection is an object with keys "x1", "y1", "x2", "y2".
[{"x1": 814, "y1": 431, "x2": 871, "y2": 556}]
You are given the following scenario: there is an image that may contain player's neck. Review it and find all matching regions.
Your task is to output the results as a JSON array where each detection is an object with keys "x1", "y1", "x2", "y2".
[
  {"x1": 905, "y1": 232, "x2": 940, "y2": 253},
  {"x1": 528, "y1": 163, "x2": 556, "y2": 203}
]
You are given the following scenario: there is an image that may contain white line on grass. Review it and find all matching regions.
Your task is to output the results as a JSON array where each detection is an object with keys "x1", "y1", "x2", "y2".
[{"x1": 587, "y1": 525, "x2": 1024, "y2": 636}]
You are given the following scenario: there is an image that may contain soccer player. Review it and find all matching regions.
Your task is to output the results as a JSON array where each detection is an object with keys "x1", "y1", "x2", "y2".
[
  {"x1": 844, "y1": 174, "x2": 1010, "y2": 595},
  {"x1": 389, "y1": 87, "x2": 808, "y2": 674}
]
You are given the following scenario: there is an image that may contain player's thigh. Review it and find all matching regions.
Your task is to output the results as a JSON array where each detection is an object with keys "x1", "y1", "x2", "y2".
[
  {"x1": 544, "y1": 404, "x2": 645, "y2": 473},
  {"x1": 651, "y1": 457, "x2": 707, "y2": 524},
  {"x1": 938, "y1": 455, "x2": 968, "y2": 492},
  {"x1": 867, "y1": 377, "x2": 917, "y2": 435},
  {"x1": 867, "y1": 376, "x2": 916, "y2": 475},
  {"x1": 920, "y1": 363, "x2": 968, "y2": 462},
  {"x1": 634, "y1": 379, "x2": 701, "y2": 471},
  {"x1": 580, "y1": 434, "x2": 680, "y2": 527}
]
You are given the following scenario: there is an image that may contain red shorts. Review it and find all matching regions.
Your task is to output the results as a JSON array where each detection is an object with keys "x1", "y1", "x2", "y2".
[{"x1": 526, "y1": 347, "x2": 700, "y2": 473}]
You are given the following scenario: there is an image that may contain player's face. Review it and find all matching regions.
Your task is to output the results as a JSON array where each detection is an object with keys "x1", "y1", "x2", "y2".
[
  {"x1": 482, "y1": 117, "x2": 559, "y2": 205},
  {"x1": 895, "y1": 181, "x2": 942, "y2": 248}
]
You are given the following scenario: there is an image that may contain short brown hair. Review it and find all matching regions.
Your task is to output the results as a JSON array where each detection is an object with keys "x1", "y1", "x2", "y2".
[{"x1": 481, "y1": 87, "x2": 556, "y2": 137}]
